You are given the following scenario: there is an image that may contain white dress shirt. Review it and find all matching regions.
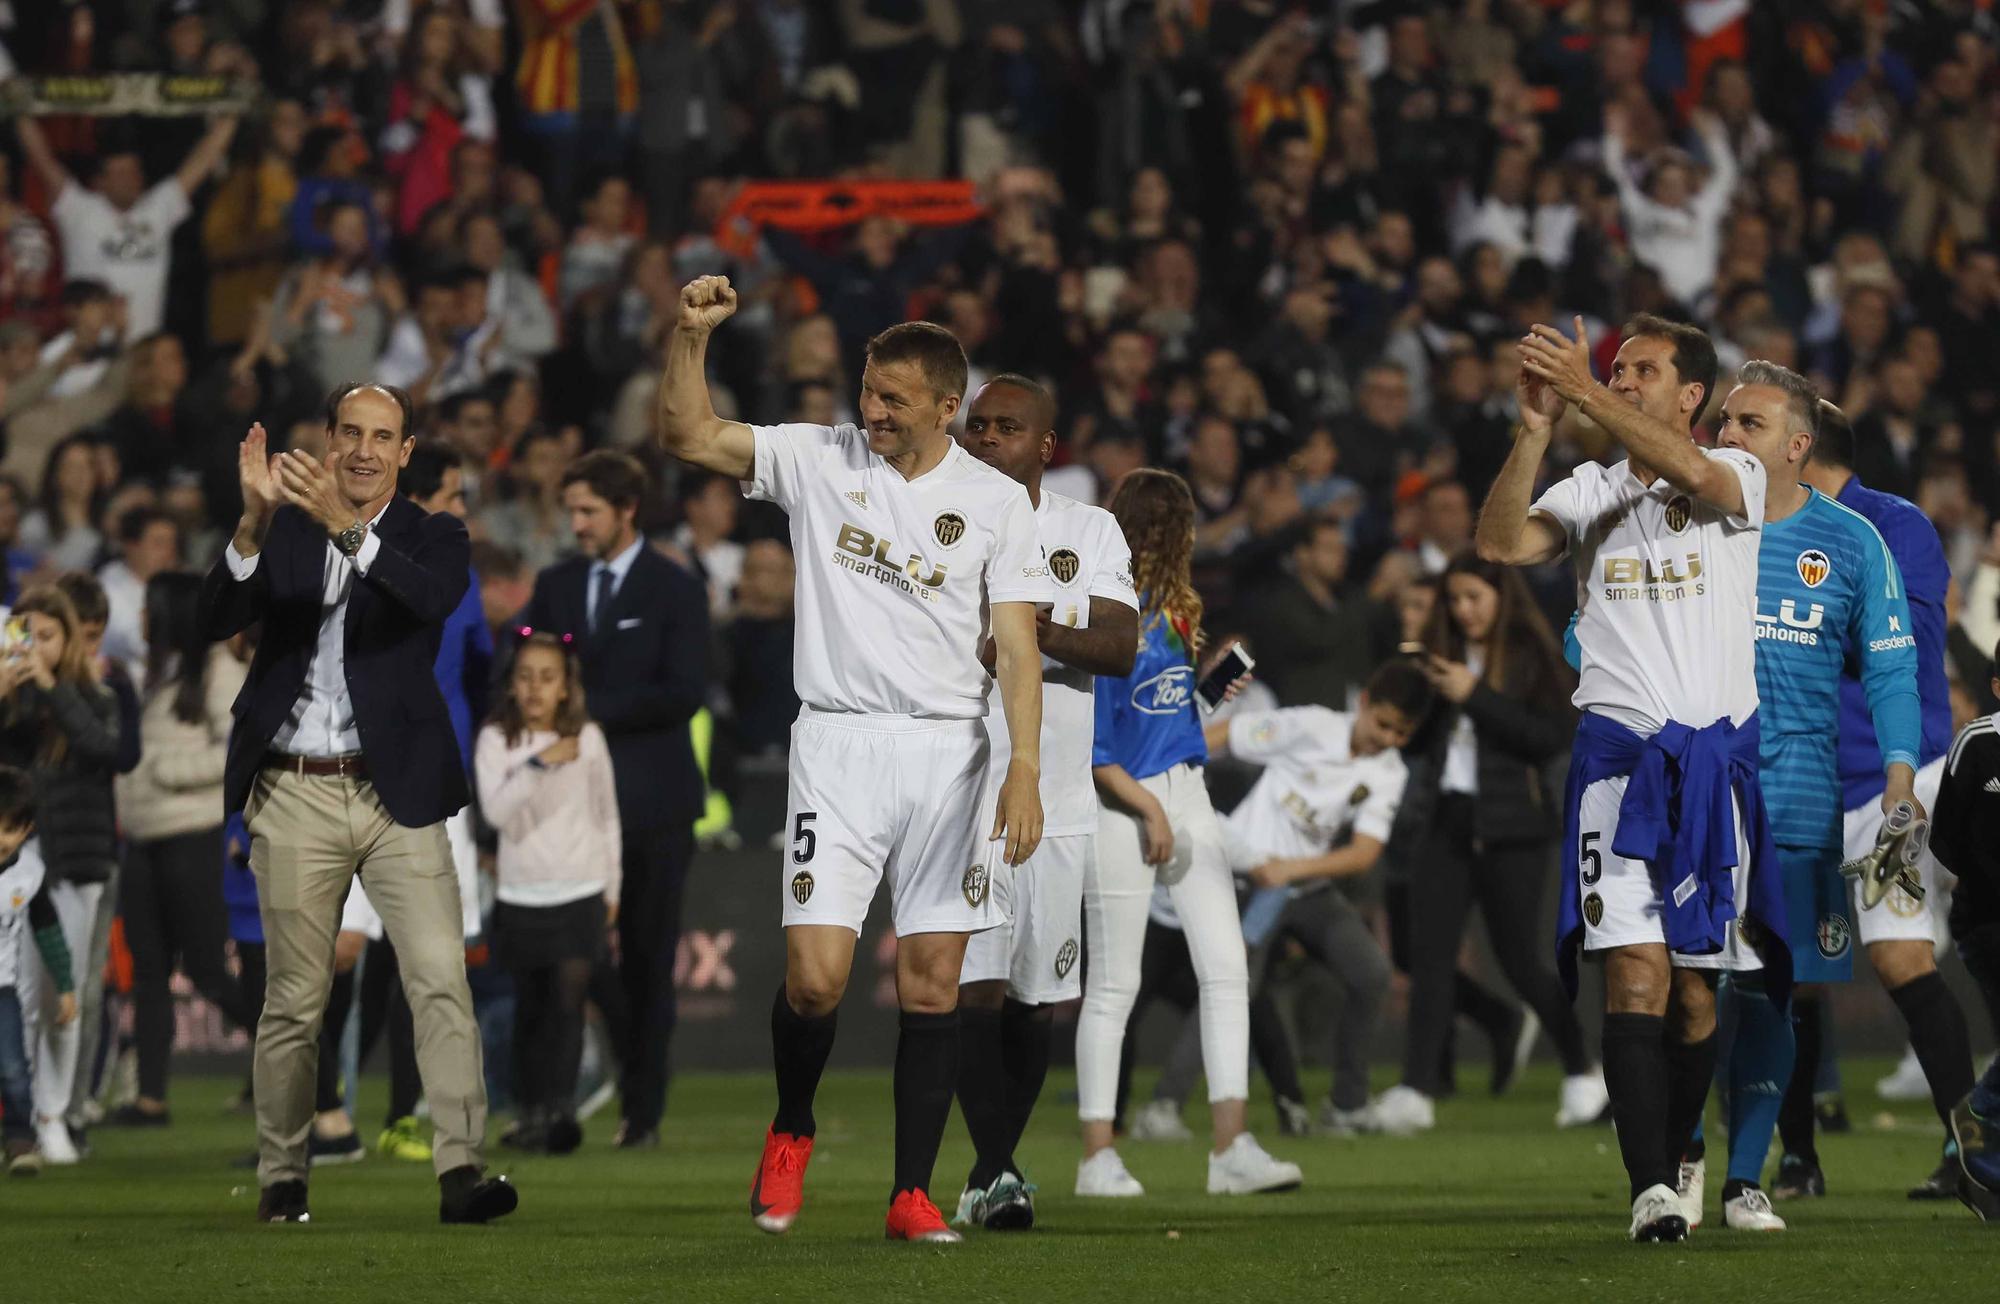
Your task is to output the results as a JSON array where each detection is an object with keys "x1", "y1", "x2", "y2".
[
  {"x1": 223, "y1": 503, "x2": 391, "y2": 758},
  {"x1": 585, "y1": 535, "x2": 644, "y2": 632}
]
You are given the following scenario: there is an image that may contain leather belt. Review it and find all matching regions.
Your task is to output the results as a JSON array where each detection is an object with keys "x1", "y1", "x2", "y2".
[{"x1": 264, "y1": 751, "x2": 368, "y2": 780}]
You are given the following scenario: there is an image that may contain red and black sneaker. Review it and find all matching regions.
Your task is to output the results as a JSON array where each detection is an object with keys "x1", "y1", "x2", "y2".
[
  {"x1": 749, "y1": 1127, "x2": 813, "y2": 1234},
  {"x1": 885, "y1": 1189, "x2": 962, "y2": 1244}
]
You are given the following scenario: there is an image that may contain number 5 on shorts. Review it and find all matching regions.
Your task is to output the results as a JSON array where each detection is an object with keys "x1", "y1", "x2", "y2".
[
  {"x1": 1580, "y1": 830, "x2": 1602, "y2": 885},
  {"x1": 792, "y1": 812, "x2": 818, "y2": 864}
]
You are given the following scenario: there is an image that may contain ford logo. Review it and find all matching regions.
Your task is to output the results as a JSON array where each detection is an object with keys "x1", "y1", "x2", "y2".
[{"x1": 1132, "y1": 665, "x2": 1194, "y2": 715}]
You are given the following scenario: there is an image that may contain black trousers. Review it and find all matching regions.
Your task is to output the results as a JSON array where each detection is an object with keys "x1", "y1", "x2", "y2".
[
  {"x1": 1401, "y1": 795, "x2": 1590, "y2": 1094},
  {"x1": 588, "y1": 826, "x2": 694, "y2": 1133},
  {"x1": 121, "y1": 828, "x2": 255, "y2": 1102}
]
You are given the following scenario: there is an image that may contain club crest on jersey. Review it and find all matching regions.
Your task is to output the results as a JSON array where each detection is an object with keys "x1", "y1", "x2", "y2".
[
  {"x1": 1664, "y1": 494, "x2": 1693, "y2": 533},
  {"x1": 1583, "y1": 892, "x2": 1604, "y2": 927},
  {"x1": 1887, "y1": 883, "x2": 1925, "y2": 919},
  {"x1": 1817, "y1": 914, "x2": 1851, "y2": 959},
  {"x1": 1055, "y1": 939, "x2": 1078, "y2": 979},
  {"x1": 790, "y1": 871, "x2": 814, "y2": 905},
  {"x1": 1349, "y1": 785, "x2": 1370, "y2": 807},
  {"x1": 1049, "y1": 548, "x2": 1081, "y2": 585},
  {"x1": 1797, "y1": 549, "x2": 1831, "y2": 588},
  {"x1": 963, "y1": 863, "x2": 989, "y2": 908},
  {"x1": 933, "y1": 511, "x2": 967, "y2": 549}
]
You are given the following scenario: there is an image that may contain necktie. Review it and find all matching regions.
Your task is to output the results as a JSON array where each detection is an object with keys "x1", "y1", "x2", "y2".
[{"x1": 592, "y1": 564, "x2": 614, "y2": 635}]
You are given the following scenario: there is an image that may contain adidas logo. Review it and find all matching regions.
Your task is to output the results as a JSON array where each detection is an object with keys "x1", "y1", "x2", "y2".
[
  {"x1": 845, "y1": 490, "x2": 868, "y2": 508},
  {"x1": 1985, "y1": 776, "x2": 2000, "y2": 793}
]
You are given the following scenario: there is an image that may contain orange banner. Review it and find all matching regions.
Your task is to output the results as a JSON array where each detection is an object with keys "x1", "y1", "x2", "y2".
[{"x1": 719, "y1": 180, "x2": 985, "y2": 234}]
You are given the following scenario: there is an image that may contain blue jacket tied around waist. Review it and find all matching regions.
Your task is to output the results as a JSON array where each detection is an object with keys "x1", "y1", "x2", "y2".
[{"x1": 1558, "y1": 711, "x2": 1791, "y2": 1006}]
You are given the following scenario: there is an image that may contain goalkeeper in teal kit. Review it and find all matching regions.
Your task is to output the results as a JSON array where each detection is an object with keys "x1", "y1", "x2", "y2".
[{"x1": 1688, "y1": 363, "x2": 1921, "y2": 1231}]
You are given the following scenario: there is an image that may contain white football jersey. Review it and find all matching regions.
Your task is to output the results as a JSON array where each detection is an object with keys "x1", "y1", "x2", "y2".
[
  {"x1": 1222, "y1": 707, "x2": 1408, "y2": 860},
  {"x1": 0, "y1": 839, "x2": 47, "y2": 990},
  {"x1": 983, "y1": 490, "x2": 1137, "y2": 837},
  {"x1": 747, "y1": 423, "x2": 1050, "y2": 719},
  {"x1": 1532, "y1": 449, "x2": 1765, "y2": 736}
]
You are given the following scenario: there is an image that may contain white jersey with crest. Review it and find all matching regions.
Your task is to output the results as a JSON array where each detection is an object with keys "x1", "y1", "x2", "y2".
[
  {"x1": 1532, "y1": 449, "x2": 1766, "y2": 735},
  {"x1": 1222, "y1": 707, "x2": 1408, "y2": 860},
  {"x1": 746, "y1": 422, "x2": 1050, "y2": 719},
  {"x1": 982, "y1": 489, "x2": 1136, "y2": 837}
]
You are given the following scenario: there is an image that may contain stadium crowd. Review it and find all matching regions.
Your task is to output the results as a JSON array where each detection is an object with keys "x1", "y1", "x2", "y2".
[{"x1": 0, "y1": 0, "x2": 1997, "y2": 1212}]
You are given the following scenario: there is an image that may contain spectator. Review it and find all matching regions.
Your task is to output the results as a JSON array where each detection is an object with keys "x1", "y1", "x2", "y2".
[
  {"x1": 13, "y1": 115, "x2": 239, "y2": 338},
  {"x1": 267, "y1": 200, "x2": 397, "y2": 397},
  {"x1": 0, "y1": 153, "x2": 59, "y2": 333},
  {"x1": 286, "y1": 123, "x2": 381, "y2": 260},
  {"x1": 672, "y1": 471, "x2": 745, "y2": 620},
  {"x1": 200, "y1": 99, "x2": 308, "y2": 351},
  {"x1": 400, "y1": 439, "x2": 493, "y2": 778},
  {"x1": 378, "y1": 265, "x2": 502, "y2": 405},
  {"x1": 1853, "y1": 351, "x2": 1940, "y2": 502},
  {"x1": 478, "y1": 426, "x2": 576, "y2": 573},
  {"x1": 1336, "y1": 359, "x2": 1426, "y2": 505},
  {"x1": 19, "y1": 435, "x2": 107, "y2": 573},
  {"x1": 471, "y1": 540, "x2": 532, "y2": 636},
  {"x1": 0, "y1": 585, "x2": 122, "y2": 1163},
  {"x1": 0, "y1": 476, "x2": 34, "y2": 601},
  {"x1": 96, "y1": 505, "x2": 182, "y2": 679},
  {"x1": 381, "y1": 5, "x2": 498, "y2": 237},
  {"x1": 0, "y1": 764, "x2": 77, "y2": 1177},
  {"x1": 515, "y1": 0, "x2": 641, "y2": 220},
  {"x1": 1602, "y1": 103, "x2": 1737, "y2": 306},
  {"x1": 461, "y1": 211, "x2": 558, "y2": 365},
  {"x1": 1244, "y1": 516, "x2": 1394, "y2": 710},
  {"x1": 0, "y1": 316, "x2": 131, "y2": 488},
  {"x1": 724, "y1": 538, "x2": 798, "y2": 756},
  {"x1": 1410, "y1": 479, "x2": 1473, "y2": 576},
  {"x1": 557, "y1": 174, "x2": 638, "y2": 313},
  {"x1": 108, "y1": 572, "x2": 255, "y2": 1126},
  {"x1": 519, "y1": 450, "x2": 708, "y2": 1149}
]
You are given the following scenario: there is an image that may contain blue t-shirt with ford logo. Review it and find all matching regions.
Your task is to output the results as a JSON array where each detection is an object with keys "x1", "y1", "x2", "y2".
[{"x1": 1093, "y1": 607, "x2": 1208, "y2": 780}]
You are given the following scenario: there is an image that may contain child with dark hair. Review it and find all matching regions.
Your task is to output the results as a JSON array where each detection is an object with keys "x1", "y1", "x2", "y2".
[
  {"x1": 1196, "y1": 658, "x2": 1431, "y2": 1133},
  {"x1": 0, "y1": 763, "x2": 77, "y2": 1175},
  {"x1": 475, "y1": 631, "x2": 620, "y2": 1155}
]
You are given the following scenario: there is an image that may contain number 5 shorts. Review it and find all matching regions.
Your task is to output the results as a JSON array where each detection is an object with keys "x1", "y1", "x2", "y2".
[
  {"x1": 1575, "y1": 773, "x2": 1760, "y2": 971},
  {"x1": 779, "y1": 707, "x2": 1002, "y2": 938}
]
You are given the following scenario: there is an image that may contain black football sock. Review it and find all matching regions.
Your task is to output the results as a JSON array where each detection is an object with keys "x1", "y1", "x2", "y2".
[
  {"x1": 1663, "y1": 1031, "x2": 1718, "y2": 1170},
  {"x1": 1602, "y1": 1012, "x2": 1673, "y2": 1202},
  {"x1": 1778, "y1": 994, "x2": 1822, "y2": 1165},
  {"x1": 998, "y1": 998, "x2": 1054, "y2": 1173},
  {"x1": 315, "y1": 969, "x2": 356, "y2": 1115},
  {"x1": 770, "y1": 984, "x2": 838, "y2": 1138},
  {"x1": 956, "y1": 1005, "x2": 1009, "y2": 1191},
  {"x1": 892, "y1": 1009, "x2": 959, "y2": 1201},
  {"x1": 1888, "y1": 971, "x2": 1975, "y2": 1133}
]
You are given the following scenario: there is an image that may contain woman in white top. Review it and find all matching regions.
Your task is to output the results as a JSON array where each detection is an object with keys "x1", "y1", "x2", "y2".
[{"x1": 475, "y1": 632, "x2": 619, "y2": 1155}]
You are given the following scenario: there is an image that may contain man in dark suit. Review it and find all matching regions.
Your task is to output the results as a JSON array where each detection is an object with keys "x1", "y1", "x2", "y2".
[
  {"x1": 200, "y1": 382, "x2": 516, "y2": 1226},
  {"x1": 520, "y1": 450, "x2": 709, "y2": 1147}
]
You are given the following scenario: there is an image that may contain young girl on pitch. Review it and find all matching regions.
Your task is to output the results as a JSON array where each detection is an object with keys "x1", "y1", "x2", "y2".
[{"x1": 476, "y1": 631, "x2": 620, "y2": 1154}]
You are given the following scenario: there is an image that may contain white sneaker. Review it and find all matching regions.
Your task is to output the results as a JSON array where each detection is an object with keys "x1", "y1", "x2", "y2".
[
  {"x1": 952, "y1": 1184, "x2": 987, "y2": 1227},
  {"x1": 1555, "y1": 1071, "x2": 1610, "y2": 1128},
  {"x1": 1676, "y1": 1157, "x2": 1706, "y2": 1230},
  {"x1": 1628, "y1": 1182, "x2": 1690, "y2": 1242},
  {"x1": 1075, "y1": 1148, "x2": 1145, "y2": 1198},
  {"x1": 35, "y1": 1118, "x2": 79, "y2": 1166},
  {"x1": 1206, "y1": 1133, "x2": 1303, "y2": 1195},
  {"x1": 1723, "y1": 1186, "x2": 1786, "y2": 1231},
  {"x1": 1876, "y1": 1046, "x2": 1929, "y2": 1102},
  {"x1": 1370, "y1": 1085, "x2": 1435, "y2": 1136},
  {"x1": 1127, "y1": 1099, "x2": 1194, "y2": 1142}
]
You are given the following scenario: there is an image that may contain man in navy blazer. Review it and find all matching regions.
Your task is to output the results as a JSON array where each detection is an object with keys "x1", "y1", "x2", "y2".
[
  {"x1": 519, "y1": 450, "x2": 709, "y2": 1147},
  {"x1": 200, "y1": 382, "x2": 515, "y2": 1226}
]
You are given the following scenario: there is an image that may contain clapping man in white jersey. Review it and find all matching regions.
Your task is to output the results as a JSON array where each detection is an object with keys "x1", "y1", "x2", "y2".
[
  {"x1": 658, "y1": 277, "x2": 1049, "y2": 1245},
  {"x1": 1476, "y1": 314, "x2": 1792, "y2": 1243},
  {"x1": 951, "y1": 375, "x2": 1138, "y2": 1231}
]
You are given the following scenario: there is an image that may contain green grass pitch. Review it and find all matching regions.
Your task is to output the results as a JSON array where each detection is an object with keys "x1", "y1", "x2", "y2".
[{"x1": 9, "y1": 1061, "x2": 1991, "y2": 1302}]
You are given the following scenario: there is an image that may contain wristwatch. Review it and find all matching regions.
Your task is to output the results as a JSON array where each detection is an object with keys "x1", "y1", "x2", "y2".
[{"x1": 333, "y1": 519, "x2": 368, "y2": 556}]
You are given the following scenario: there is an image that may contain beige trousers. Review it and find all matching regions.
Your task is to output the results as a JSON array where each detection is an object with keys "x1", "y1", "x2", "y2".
[{"x1": 245, "y1": 768, "x2": 485, "y2": 1185}]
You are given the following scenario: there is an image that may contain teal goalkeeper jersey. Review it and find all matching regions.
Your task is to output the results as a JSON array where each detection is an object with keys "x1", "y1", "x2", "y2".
[{"x1": 1753, "y1": 487, "x2": 1921, "y2": 848}]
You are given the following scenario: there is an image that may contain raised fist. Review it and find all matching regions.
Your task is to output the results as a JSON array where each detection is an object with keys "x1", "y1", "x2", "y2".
[{"x1": 679, "y1": 275, "x2": 739, "y2": 332}]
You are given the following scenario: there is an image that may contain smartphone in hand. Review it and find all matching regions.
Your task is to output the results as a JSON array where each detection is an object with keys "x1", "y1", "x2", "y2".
[{"x1": 1197, "y1": 643, "x2": 1255, "y2": 714}]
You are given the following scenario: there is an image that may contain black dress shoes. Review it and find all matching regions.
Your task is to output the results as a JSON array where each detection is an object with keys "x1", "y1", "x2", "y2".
[
  {"x1": 257, "y1": 1180, "x2": 310, "y2": 1223},
  {"x1": 439, "y1": 1165, "x2": 519, "y2": 1224}
]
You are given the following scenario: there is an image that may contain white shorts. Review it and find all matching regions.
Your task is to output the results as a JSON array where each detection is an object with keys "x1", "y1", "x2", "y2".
[
  {"x1": 1576, "y1": 774, "x2": 1760, "y2": 971},
  {"x1": 1842, "y1": 755, "x2": 1952, "y2": 951},
  {"x1": 961, "y1": 833, "x2": 1088, "y2": 1004},
  {"x1": 340, "y1": 807, "x2": 482, "y2": 941},
  {"x1": 779, "y1": 708, "x2": 998, "y2": 938}
]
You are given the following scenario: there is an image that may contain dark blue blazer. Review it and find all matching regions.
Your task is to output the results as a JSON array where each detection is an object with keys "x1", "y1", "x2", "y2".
[
  {"x1": 519, "y1": 546, "x2": 710, "y2": 830},
  {"x1": 199, "y1": 497, "x2": 471, "y2": 829}
]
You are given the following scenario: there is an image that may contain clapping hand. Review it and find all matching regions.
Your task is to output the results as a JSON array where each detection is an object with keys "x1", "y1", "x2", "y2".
[
  {"x1": 1519, "y1": 316, "x2": 1598, "y2": 407},
  {"x1": 238, "y1": 423, "x2": 283, "y2": 524},
  {"x1": 275, "y1": 449, "x2": 352, "y2": 535}
]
